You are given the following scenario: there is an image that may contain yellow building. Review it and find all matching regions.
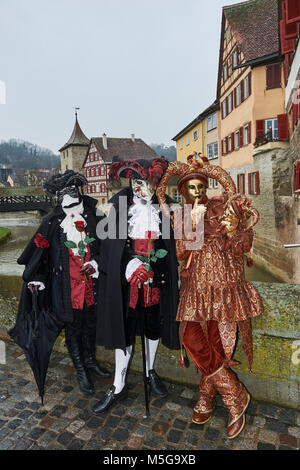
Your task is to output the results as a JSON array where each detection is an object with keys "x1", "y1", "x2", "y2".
[{"x1": 218, "y1": 0, "x2": 287, "y2": 191}]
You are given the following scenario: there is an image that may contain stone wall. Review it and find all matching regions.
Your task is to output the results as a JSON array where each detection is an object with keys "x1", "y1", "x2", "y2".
[
  {"x1": 226, "y1": 143, "x2": 298, "y2": 283},
  {"x1": 0, "y1": 281, "x2": 299, "y2": 409}
]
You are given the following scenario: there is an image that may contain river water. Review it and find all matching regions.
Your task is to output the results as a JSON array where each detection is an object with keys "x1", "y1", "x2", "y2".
[{"x1": 0, "y1": 212, "x2": 283, "y2": 298}]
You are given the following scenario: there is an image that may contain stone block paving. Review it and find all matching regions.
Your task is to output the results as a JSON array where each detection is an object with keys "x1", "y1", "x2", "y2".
[{"x1": 0, "y1": 342, "x2": 299, "y2": 451}]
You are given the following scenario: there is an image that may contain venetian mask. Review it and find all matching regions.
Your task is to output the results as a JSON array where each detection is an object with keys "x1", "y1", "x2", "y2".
[
  {"x1": 183, "y1": 179, "x2": 207, "y2": 204},
  {"x1": 221, "y1": 204, "x2": 239, "y2": 233},
  {"x1": 132, "y1": 178, "x2": 154, "y2": 201}
]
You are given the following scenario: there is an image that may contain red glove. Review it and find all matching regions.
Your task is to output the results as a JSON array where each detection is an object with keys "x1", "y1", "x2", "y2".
[
  {"x1": 128, "y1": 264, "x2": 153, "y2": 287},
  {"x1": 80, "y1": 263, "x2": 96, "y2": 277}
]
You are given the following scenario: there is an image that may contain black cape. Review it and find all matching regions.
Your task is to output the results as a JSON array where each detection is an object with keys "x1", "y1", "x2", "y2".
[
  {"x1": 15, "y1": 195, "x2": 104, "y2": 326},
  {"x1": 96, "y1": 187, "x2": 180, "y2": 352}
]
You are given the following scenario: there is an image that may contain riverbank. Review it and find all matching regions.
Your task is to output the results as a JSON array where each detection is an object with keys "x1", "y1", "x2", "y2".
[{"x1": 0, "y1": 227, "x2": 11, "y2": 245}]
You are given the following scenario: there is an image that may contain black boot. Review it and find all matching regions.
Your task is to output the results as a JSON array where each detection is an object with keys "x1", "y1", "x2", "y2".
[
  {"x1": 82, "y1": 332, "x2": 111, "y2": 378},
  {"x1": 147, "y1": 369, "x2": 168, "y2": 398},
  {"x1": 65, "y1": 333, "x2": 95, "y2": 396}
]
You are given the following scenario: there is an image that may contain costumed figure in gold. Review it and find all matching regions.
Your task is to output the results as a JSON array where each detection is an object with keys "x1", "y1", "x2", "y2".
[{"x1": 156, "y1": 153, "x2": 264, "y2": 439}]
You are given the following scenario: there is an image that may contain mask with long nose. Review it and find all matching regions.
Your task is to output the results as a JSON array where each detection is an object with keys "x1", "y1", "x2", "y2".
[{"x1": 183, "y1": 179, "x2": 207, "y2": 204}]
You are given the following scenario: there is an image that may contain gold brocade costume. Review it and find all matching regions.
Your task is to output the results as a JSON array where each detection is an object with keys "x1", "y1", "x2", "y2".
[{"x1": 175, "y1": 197, "x2": 264, "y2": 370}]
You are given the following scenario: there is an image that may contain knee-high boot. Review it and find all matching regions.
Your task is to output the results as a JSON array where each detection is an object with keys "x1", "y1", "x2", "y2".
[
  {"x1": 65, "y1": 332, "x2": 95, "y2": 396},
  {"x1": 82, "y1": 331, "x2": 111, "y2": 378},
  {"x1": 211, "y1": 365, "x2": 250, "y2": 438}
]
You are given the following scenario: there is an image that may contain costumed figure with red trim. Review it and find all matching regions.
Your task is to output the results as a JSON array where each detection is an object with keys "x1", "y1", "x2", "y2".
[
  {"x1": 92, "y1": 157, "x2": 180, "y2": 414},
  {"x1": 10, "y1": 170, "x2": 111, "y2": 399},
  {"x1": 156, "y1": 153, "x2": 264, "y2": 439}
]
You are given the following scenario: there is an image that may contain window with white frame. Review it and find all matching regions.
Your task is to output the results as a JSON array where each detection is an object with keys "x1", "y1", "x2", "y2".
[
  {"x1": 207, "y1": 112, "x2": 217, "y2": 131},
  {"x1": 244, "y1": 124, "x2": 249, "y2": 145},
  {"x1": 236, "y1": 83, "x2": 242, "y2": 106},
  {"x1": 172, "y1": 189, "x2": 182, "y2": 203},
  {"x1": 208, "y1": 178, "x2": 213, "y2": 189},
  {"x1": 213, "y1": 179, "x2": 219, "y2": 189},
  {"x1": 207, "y1": 141, "x2": 218, "y2": 160},
  {"x1": 100, "y1": 165, "x2": 105, "y2": 176},
  {"x1": 235, "y1": 130, "x2": 239, "y2": 149},
  {"x1": 265, "y1": 118, "x2": 278, "y2": 140},
  {"x1": 223, "y1": 63, "x2": 228, "y2": 82},
  {"x1": 193, "y1": 130, "x2": 199, "y2": 141},
  {"x1": 222, "y1": 100, "x2": 227, "y2": 119},
  {"x1": 186, "y1": 136, "x2": 190, "y2": 145},
  {"x1": 233, "y1": 49, "x2": 238, "y2": 68},
  {"x1": 244, "y1": 75, "x2": 250, "y2": 99},
  {"x1": 180, "y1": 141, "x2": 183, "y2": 150},
  {"x1": 223, "y1": 138, "x2": 227, "y2": 154},
  {"x1": 90, "y1": 153, "x2": 94, "y2": 162},
  {"x1": 228, "y1": 135, "x2": 232, "y2": 152},
  {"x1": 228, "y1": 93, "x2": 232, "y2": 114}
]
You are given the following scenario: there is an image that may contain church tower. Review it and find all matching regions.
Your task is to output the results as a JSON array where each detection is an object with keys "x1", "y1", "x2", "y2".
[{"x1": 59, "y1": 110, "x2": 90, "y2": 174}]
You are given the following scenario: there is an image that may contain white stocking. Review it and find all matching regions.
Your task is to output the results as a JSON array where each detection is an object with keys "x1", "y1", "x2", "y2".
[
  {"x1": 145, "y1": 338, "x2": 159, "y2": 376},
  {"x1": 113, "y1": 346, "x2": 132, "y2": 393}
]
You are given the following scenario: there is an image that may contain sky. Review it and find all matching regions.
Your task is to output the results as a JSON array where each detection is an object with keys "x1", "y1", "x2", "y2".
[{"x1": 0, "y1": 0, "x2": 240, "y2": 153}]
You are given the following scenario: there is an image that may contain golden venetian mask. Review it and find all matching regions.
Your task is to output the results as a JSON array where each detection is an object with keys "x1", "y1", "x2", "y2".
[
  {"x1": 221, "y1": 205, "x2": 239, "y2": 233},
  {"x1": 183, "y1": 179, "x2": 207, "y2": 204}
]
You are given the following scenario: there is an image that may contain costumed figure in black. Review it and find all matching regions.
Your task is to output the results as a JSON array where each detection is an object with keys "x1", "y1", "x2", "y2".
[
  {"x1": 92, "y1": 158, "x2": 180, "y2": 414},
  {"x1": 12, "y1": 170, "x2": 111, "y2": 397}
]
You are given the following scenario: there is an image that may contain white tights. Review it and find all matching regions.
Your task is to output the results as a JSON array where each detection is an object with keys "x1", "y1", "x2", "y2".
[{"x1": 113, "y1": 338, "x2": 159, "y2": 393}]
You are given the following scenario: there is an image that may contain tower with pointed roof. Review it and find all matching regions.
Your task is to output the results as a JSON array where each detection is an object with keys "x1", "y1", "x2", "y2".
[{"x1": 59, "y1": 110, "x2": 90, "y2": 174}]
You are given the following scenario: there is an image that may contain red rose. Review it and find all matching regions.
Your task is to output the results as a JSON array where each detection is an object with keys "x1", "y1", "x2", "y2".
[
  {"x1": 34, "y1": 233, "x2": 50, "y2": 249},
  {"x1": 74, "y1": 221, "x2": 85, "y2": 232}
]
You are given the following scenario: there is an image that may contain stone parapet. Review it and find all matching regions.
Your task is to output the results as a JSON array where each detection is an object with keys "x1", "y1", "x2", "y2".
[{"x1": 0, "y1": 280, "x2": 299, "y2": 409}]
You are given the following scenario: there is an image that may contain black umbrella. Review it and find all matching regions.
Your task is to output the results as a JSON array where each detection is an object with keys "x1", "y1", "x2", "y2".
[
  {"x1": 138, "y1": 288, "x2": 150, "y2": 418},
  {"x1": 9, "y1": 291, "x2": 63, "y2": 405}
]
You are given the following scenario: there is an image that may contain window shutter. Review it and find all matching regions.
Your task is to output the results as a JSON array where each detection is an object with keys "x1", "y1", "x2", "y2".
[
  {"x1": 248, "y1": 173, "x2": 252, "y2": 194},
  {"x1": 239, "y1": 127, "x2": 244, "y2": 147},
  {"x1": 280, "y1": 20, "x2": 296, "y2": 54},
  {"x1": 277, "y1": 113, "x2": 289, "y2": 140},
  {"x1": 256, "y1": 119, "x2": 265, "y2": 138},
  {"x1": 221, "y1": 101, "x2": 224, "y2": 119},
  {"x1": 242, "y1": 174, "x2": 245, "y2": 194},
  {"x1": 225, "y1": 136, "x2": 228, "y2": 154},
  {"x1": 241, "y1": 80, "x2": 245, "y2": 102},
  {"x1": 286, "y1": 0, "x2": 300, "y2": 24},
  {"x1": 248, "y1": 122, "x2": 252, "y2": 143},
  {"x1": 283, "y1": 0, "x2": 298, "y2": 38},
  {"x1": 296, "y1": 162, "x2": 300, "y2": 192},
  {"x1": 266, "y1": 64, "x2": 282, "y2": 89},
  {"x1": 226, "y1": 97, "x2": 228, "y2": 116},
  {"x1": 255, "y1": 171, "x2": 260, "y2": 195},
  {"x1": 233, "y1": 88, "x2": 237, "y2": 108},
  {"x1": 221, "y1": 140, "x2": 224, "y2": 156}
]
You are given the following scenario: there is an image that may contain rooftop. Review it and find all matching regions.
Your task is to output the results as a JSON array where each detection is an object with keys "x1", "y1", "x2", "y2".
[
  {"x1": 82, "y1": 136, "x2": 158, "y2": 166},
  {"x1": 59, "y1": 116, "x2": 90, "y2": 152}
]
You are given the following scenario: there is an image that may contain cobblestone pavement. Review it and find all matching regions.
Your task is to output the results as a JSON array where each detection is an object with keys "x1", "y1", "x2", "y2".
[{"x1": 0, "y1": 341, "x2": 299, "y2": 451}]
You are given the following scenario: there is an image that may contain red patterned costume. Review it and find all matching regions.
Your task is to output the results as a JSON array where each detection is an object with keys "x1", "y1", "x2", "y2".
[{"x1": 157, "y1": 155, "x2": 264, "y2": 439}]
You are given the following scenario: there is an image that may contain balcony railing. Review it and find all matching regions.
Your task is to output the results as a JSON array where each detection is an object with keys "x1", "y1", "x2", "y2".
[{"x1": 254, "y1": 129, "x2": 278, "y2": 148}]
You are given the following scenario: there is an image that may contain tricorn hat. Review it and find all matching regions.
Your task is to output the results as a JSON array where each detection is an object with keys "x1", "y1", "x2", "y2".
[
  {"x1": 108, "y1": 157, "x2": 169, "y2": 189},
  {"x1": 43, "y1": 170, "x2": 88, "y2": 197}
]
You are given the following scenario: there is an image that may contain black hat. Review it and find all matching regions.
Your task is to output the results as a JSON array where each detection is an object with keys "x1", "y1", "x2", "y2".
[{"x1": 43, "y1": 170, "x2": 88, "y2": 197}]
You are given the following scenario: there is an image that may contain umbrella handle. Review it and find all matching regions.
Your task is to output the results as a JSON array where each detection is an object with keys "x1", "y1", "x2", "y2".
[{"x1": 32, "y1": 291, "x2": 39, "y2": 314}]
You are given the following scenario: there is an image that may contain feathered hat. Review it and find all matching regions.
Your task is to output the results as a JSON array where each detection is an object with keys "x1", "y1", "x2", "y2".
[
  {"x1": 156, "y1": 152, "x2": 259, "y2": 231},
  {"x1": 43, "y1": 170, "x2": 88, "y2": 197},
  {"x1": 108, "y1": 157, "x2": 169, "y2": 189}
]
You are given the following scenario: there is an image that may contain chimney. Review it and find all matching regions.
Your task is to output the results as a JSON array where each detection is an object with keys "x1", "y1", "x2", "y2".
[
  {"x1": 102, "y1": 133, "x2": 108, "y2": 150},
  {"x1": 130, "y1": 133, "x2": 135, "y2": 142}
]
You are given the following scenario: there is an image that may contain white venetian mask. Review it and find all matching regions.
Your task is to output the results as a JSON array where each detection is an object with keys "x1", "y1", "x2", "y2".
[{"x1": 132, "y1": 178, "x2": 154, "y2": 201}]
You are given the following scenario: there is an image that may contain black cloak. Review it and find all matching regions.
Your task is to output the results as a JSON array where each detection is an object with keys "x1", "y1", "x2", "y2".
[
  {"x1": 16, "y1": 195, "x2": 104, "y2": 326},
  {"x1": 96, "y1": 187, "x2": 180, "y2": 352}
]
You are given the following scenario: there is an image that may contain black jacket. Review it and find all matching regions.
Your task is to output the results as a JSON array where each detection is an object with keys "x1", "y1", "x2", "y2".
[
  {"x1": 17, "y1": 196, "x2": 104, "y2": 324},
  {"x1": 96, "y1": 187, "x2": 180, "y2": 352}
]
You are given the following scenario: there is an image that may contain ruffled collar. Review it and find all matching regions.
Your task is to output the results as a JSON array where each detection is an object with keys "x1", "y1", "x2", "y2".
[{"x1": 128, "y1": 196, "x2": 161, "y2": 239}]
